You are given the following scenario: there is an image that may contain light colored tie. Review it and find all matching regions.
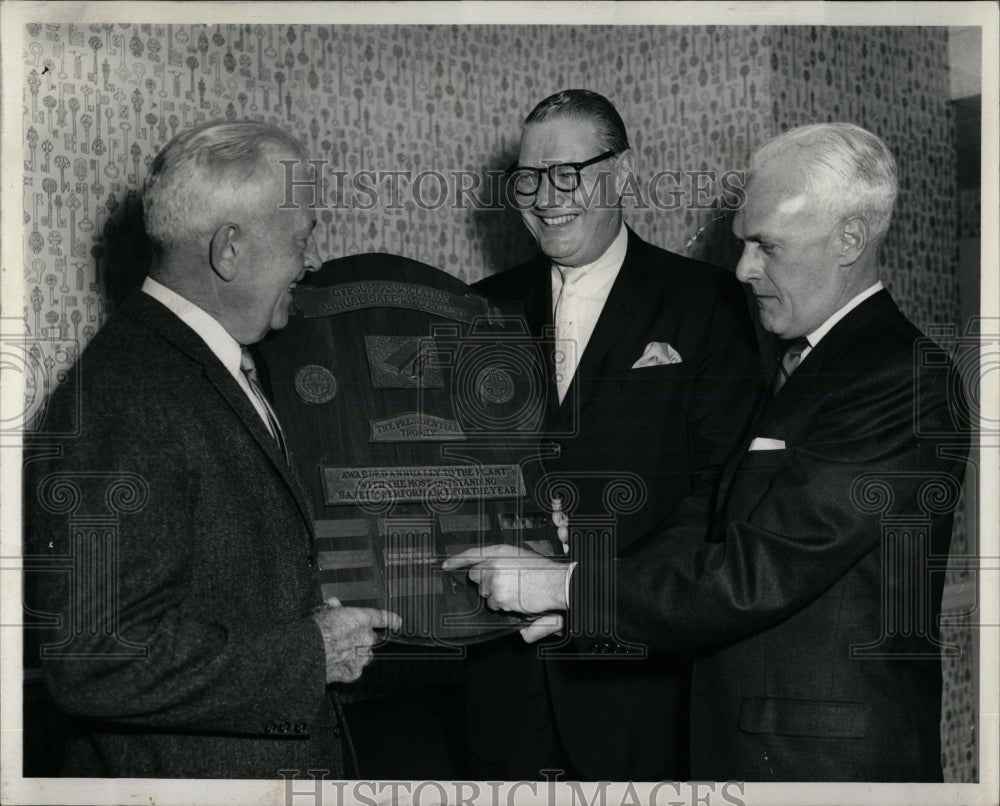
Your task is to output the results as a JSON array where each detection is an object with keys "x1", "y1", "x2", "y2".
[
  {"x1": 240, "y1": 348, "x2": 290, "y2": 461},
  {"x1": 771, "y1": 337, "x2": 810, "y2": 394},
  {"x1": 553, "y1": 267, "x2": 577, "y2": 403}
]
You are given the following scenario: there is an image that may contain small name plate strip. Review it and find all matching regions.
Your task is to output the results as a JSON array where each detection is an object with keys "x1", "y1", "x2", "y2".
[
  {"x1": 370, "y1": 412, "x2": 466, "y2": 442},
  {"x1": 321, "y1": 464, "x2": 525, "y2": 505},
  {"x1": 297, "y1": 282, "x2": 490, "y2": 323}
]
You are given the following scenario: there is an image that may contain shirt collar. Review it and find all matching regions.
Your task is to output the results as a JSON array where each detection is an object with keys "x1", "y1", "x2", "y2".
[
  {"x1": 551, "y1": 223, "x2": 628, "y2": 296},
  {"x1": 141, "y1": 276, "x2": 244, "y2": 379},
  {"x1": 804, "y1": 281, "x2": 884, "y2": 349}
]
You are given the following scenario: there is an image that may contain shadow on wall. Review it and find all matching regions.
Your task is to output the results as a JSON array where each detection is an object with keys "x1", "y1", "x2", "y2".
[
  {"x1": 468, "y1": 146, "x2": 538, "y2": 280},
  {"x1": 103, "y1": 196, "x2": 151, "y2": 308}
]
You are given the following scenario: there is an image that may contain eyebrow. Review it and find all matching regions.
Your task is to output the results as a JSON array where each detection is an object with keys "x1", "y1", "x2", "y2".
[{"x1": 733, "y1": 226, "x2": 774, "y2": 245}]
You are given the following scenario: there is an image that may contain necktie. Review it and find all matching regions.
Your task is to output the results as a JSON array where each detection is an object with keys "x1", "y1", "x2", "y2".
[
  {"x1": 553, "y1": 267, "x2": 577, "y2": 403},
  {"x1": 771, "y1": 337, "x2": 810, "y2": 394},
  {"x1": 240, "y1": 348, "x2": 290, "y2": 461}
]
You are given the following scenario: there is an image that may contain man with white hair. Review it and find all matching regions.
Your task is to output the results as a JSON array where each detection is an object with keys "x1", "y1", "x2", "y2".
[
  {"x1": 448, "y1": 122, "x2": 969, "y2": 780},
  {"x1": 25, "y1": 120, "x2": 400, "y2": 778}
]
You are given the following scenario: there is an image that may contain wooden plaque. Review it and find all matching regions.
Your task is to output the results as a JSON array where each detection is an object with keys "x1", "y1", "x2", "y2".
[{"x1": 256, "y1": 253, "x2": 561, "y2": 645}]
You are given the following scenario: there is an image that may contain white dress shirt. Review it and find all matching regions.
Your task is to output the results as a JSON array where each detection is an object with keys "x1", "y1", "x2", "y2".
[
  {"x1": 797, "y1": 281, "x2": 884, "y2": 361},
  {"x1": 141, "y1": 276, "x2": 277, "y2": 437},
  {"x1": 551, "y1": 223, "x2": 628, "y2": 401}
]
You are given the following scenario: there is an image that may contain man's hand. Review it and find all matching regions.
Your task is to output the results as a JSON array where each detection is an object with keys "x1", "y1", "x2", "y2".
[
  {"x1": 520, "y1": 613, "x2": 565, "y2": 643},
  {"x1": 311, "y1": 599, "x2": 402, "y2": 684},
  {"x1": 442, "y1": 544, "x2": 569, "y2": 615}
]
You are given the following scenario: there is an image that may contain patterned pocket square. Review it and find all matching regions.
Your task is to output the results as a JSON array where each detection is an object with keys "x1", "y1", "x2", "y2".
[
  {"x1": 748, "y1": 437, "x2": 786, "y2": 451},
  {"x1": 631, "y1": 341, "x2": 683, "y2": 368}
]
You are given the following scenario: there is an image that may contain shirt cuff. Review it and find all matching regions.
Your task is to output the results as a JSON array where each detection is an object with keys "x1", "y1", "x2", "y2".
[{"x1": 564, "y1": 561, "x2": 577, "y2": 609}]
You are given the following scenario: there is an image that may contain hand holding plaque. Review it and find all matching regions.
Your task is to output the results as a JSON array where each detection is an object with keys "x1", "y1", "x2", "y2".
[{"x1": 311, "y1": 600, "x2": 403, "y2": 683}]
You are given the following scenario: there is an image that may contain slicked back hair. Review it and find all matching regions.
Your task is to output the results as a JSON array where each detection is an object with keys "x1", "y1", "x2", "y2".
[{"x1": 524, "y1": 89, "x2": 630, "y2": 154}]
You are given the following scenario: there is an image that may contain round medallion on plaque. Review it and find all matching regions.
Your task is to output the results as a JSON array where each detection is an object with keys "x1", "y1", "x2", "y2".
[
  {"x1": 475, "y1": 366, "x2": 515, "y2": 405},
  {"x1": 294, "y1": 364, "x2": 338, "y2": 404}
]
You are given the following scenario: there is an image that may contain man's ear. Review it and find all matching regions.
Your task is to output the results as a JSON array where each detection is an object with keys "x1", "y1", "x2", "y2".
[
  {"x1": 209, "y1": 224, "x2": 240, "y2": 281},
  {"x1": 837, "y1": 216, "x2": 868, "y2": 266},
  {"x1": 613, "y1": 149, "x2": 636, "y2": 197}
]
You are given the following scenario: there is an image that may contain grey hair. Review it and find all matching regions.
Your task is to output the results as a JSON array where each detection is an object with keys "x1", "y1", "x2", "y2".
[
  {"x1": 750, "y1": 122, "x2": 898, "y2": 243},
  {"x1": 143, "y1": 119, "x2": 307, "y2": 256},
  {"x1": 524, "y1": 89, "x2": 630, "y2": 154}
]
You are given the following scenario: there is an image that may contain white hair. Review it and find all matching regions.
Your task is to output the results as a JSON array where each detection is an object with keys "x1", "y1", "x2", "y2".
[
  {"x1": 750, "y1": 122, "x2": 898, "y2": 243},
  {"x1": 143, "y1": 119, "x2": 307, "y2": 256}
]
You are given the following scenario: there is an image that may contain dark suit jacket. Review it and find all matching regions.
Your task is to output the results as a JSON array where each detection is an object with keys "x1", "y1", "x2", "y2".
[
  {"x1": 468, "y1": 228, "x2": 762, "y2": 779},
  {"x1": 607, "y1": 289, "x2": 969, "y2": 781},
  {"x1": 23, "y1": 289, "x2": 346, "y2": 779}
]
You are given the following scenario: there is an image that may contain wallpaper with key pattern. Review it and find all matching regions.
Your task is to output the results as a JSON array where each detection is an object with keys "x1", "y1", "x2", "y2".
[{"x1": 17, "y1": 23, "x2": 976, "y2": 779}]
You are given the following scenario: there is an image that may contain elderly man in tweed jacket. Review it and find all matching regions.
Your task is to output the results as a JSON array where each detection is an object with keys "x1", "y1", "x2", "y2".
[{"x1": 24, "y1": 120, "x2": 400, "y2": 779}]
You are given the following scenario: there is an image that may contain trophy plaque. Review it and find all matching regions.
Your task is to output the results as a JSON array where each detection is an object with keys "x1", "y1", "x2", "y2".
[{"x1": 256, "y1": 253, "x2": 562, "y2": 645}]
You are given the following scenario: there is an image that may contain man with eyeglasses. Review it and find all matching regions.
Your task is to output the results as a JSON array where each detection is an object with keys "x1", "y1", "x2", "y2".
[{"x1": 464, "y1": 89, "x2": 761, "y2": 781}]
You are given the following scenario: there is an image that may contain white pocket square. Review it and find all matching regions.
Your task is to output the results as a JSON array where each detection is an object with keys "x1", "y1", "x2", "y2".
[
  {"x1": 631, "y1": 341, "x2": 683, "y2": 368},
  {"x1": 748, "y1": 437, "x2": 785, "y2": 451}
]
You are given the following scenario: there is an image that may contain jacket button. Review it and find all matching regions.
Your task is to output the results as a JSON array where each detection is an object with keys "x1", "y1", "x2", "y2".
[
  {"x1": 306, "y1": 555, "x2": 315, "y2": 567},
  {"x1": 333, "y1": 724, "x2": 343, "y2": 738}
]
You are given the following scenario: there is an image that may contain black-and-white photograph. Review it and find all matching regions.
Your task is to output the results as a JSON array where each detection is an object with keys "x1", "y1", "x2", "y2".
[{"x1": 1, "y1": 3, "x2": 996, "y2": 806}]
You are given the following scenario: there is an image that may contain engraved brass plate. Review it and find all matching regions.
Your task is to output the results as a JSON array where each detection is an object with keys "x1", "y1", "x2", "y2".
[
  {"x1": 321, "y1": 464, "x2": 525, "y2": 506},
  {"x1": 296, "y1": 281, "x2": 491, "y2": 322}
]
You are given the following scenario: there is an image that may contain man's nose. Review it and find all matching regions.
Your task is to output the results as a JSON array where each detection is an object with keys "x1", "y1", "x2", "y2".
[
  {"x1": 304, "y1": 235, "x2": 322, "y2": 272},
  {"x1": 734, "y1": 245, "x2": 759, "y2": 283},
  {"x1": 533, "y1": 171, "x2": 570, "y2": 208}
]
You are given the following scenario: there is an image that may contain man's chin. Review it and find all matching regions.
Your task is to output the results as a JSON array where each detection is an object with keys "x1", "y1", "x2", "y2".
[
  {"x1": 536, "y1": 236, "x2": 582, "y2": 266},
  {"x1": 270, "y1": 309, "x2": 291, "y2": 333}
]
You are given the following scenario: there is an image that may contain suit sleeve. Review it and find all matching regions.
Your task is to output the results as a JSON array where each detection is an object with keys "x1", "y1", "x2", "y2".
[
  {"x1": 25, "y1": 374, "x2": 330, "y2": 737},
  {"x1": 586, "y1": 345, "x2": 964, "y2": 652}
]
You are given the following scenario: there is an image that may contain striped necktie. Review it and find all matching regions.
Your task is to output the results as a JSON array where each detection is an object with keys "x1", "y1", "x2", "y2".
[
  {"x1": 771, "y1": 337, "x2": 810, "y2": 394},
  {"x1": 240, "y1": 348, "x2": 290, "y2": 461}
]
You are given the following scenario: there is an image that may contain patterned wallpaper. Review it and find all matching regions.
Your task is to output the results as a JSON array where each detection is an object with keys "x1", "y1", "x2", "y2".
[
  {"x1": 18, "y1": 24, "x2": 963, "y2": 388},
  {"x1": 769, "y1": 26, "x2": 960, "y2": 327},
  {"x1": 17, "y1": 23, "x2": 976, "y2": 779},
  {"x1": 959, "y1": 186, "x2": 981, "y2": 239}
]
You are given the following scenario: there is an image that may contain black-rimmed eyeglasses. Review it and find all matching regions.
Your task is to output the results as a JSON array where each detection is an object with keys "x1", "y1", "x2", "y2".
[{"x1": 506, "y1": 151, "x2": 618, "y2": 197}]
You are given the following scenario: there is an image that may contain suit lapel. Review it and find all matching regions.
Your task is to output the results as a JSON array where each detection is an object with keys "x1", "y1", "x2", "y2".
[
  {"x1": 716, "y1": 289, "x2": 900, "y2": 511},
  {"x1": 755, "y1": 289, "x2": 898, "y2": 431},
  {"x1": 516, "y1": 257, "x2": 562, "y2": 417},
  {"x1": 122, "y1": 290, "x2": 316, "y2": 531}
]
